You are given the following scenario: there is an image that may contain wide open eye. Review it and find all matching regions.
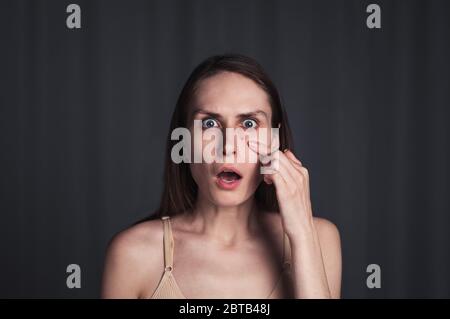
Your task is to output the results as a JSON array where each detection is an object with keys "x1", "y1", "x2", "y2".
[
  {"x1": 242, "y1": 119, "x2": 258, "y2": 129},
  {"x1": 202, "y1": 118, "x2": 219, "y2": 129}
]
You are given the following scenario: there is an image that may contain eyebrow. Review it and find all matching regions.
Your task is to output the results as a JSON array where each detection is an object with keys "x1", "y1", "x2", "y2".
[{"x1": 190, "y1": 108, "x2": 269, "y2": 121}]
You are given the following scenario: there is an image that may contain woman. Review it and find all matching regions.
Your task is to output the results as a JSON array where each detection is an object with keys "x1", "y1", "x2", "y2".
[{"x1": 101, "y1": 54, "x2": 342, "y2": 299}]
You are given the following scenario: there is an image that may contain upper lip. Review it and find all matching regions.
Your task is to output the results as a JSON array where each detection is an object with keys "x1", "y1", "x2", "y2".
[{"x1": 215, "y1": 165, "x2": 243, "y2": 178}]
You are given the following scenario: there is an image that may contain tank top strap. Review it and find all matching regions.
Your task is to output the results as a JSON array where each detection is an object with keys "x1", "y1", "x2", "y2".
[
  {"x1": 161, "y1": 216, "x2": 174, "y2": 272},
  {"x1": 283, "y1": 232, "x2": 292, "y2": 268}
]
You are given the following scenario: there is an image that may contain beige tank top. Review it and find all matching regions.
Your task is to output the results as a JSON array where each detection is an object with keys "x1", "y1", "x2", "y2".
[{"x1": 150, "y1": 215, "x2": 292, "y2": 299}]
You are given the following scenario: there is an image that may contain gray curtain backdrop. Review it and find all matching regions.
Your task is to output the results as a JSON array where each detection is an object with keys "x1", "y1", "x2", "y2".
[{"x1": 1, "y1": 0, "x2": 449, "y2": 298}]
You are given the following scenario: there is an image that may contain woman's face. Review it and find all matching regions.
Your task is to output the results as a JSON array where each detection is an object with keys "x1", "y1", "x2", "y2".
[{"x1": 188, "y1": 71, "x2": 273, "y2": 208}]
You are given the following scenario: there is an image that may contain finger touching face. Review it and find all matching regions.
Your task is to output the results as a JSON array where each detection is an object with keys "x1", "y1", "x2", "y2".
[{"x1": 188, "y1": 71, "x2": 274, "y2": 206}]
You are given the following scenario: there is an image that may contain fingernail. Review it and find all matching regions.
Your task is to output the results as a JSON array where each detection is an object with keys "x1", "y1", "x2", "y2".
[
  {"x1": 293, "y1": 156, "x2": 302, "y2": 165},
  {"x1": 283, "y1": 148, "x2": 289, "y2": 153}
]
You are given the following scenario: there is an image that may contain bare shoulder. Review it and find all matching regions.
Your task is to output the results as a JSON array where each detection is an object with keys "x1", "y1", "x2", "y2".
[
  {"x1": 105, "y1": 219, "x2": 162, "y2": 263},
  {"x1": 101, "y1": 218, "x2": 164, "y2": 298},
  {"x1": 312, "y1": 216, "x2": 341, "y2": 258},
  {"x1": 312, "y1": 216, "x2": 342, "y2": 298},
  {"x1": 258, "y1": 213, "x2": 342, "y2": 298},
  {"x1": 313, "y1": 217, "x2": 340, "y2": 241}
]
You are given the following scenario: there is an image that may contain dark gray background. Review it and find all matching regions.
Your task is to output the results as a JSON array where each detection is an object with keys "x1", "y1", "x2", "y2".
[{"x1": 1, "y1": 0, "x2": 449, "y2": 298}]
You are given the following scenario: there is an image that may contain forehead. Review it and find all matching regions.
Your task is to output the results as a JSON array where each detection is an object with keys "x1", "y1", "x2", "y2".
[{"x1": 192, "y1": 71, "x2": 272, "y2": 117}]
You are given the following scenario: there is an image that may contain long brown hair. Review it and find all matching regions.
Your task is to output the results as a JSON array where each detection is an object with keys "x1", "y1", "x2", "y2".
[{"x1": 142, "y1": 53, "x2": 294, "y2": 222}]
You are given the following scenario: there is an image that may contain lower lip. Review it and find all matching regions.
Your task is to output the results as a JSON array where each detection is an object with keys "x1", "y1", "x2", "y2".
[{"x1": 215, "y1": 176, "x2": 242, "y2": 190}]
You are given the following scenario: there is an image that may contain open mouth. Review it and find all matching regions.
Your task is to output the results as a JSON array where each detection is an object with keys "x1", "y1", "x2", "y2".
[{"x1": 216, "y1": 170, "x2": 242, "y2": 183}]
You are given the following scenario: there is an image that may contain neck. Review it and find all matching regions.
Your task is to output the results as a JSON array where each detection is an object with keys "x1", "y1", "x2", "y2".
[{"x1": 188, "y1": 195, "x2": 262, "y2": 246}]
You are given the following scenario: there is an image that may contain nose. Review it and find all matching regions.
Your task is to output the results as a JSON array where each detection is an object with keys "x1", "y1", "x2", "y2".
[{"x1": 222, "y1": 129, "x2": 236, "y2": 157}]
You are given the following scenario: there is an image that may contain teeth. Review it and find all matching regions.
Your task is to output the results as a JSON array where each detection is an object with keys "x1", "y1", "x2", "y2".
[
  {"x1": 218, "y1": 171, "x2": 241, "y2": 183},
  {"x1": 220, "y1": 169, "x2": 240, "y2": 175}
]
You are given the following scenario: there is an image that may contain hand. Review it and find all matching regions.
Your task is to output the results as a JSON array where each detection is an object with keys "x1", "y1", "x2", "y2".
[
  {"x1": 248, "y1": 140, "x2": 314, "y2": 237},
  {"x1": 248, "y1": 138, "x2": 338, "y2": 299}
]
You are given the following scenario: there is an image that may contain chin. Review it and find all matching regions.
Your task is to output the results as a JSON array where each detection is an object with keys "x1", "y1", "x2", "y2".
[{"x1": 207, "y1": 187, "x2": 254, "y2": 208}]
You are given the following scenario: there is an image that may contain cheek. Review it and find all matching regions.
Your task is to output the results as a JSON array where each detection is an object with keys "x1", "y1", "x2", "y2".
[
  {"x1": 192, "y1": 128, "x2": 223, "y2": 163},
  {"x1": 190, "y1": 128, "x2": 203, "y2": 161},
  {"x1": 243, "y1": 163, "x2": 263, "y2": 184},
  {"x1": 190, "y1": 163, "x2": 211, "y2": 188}
]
